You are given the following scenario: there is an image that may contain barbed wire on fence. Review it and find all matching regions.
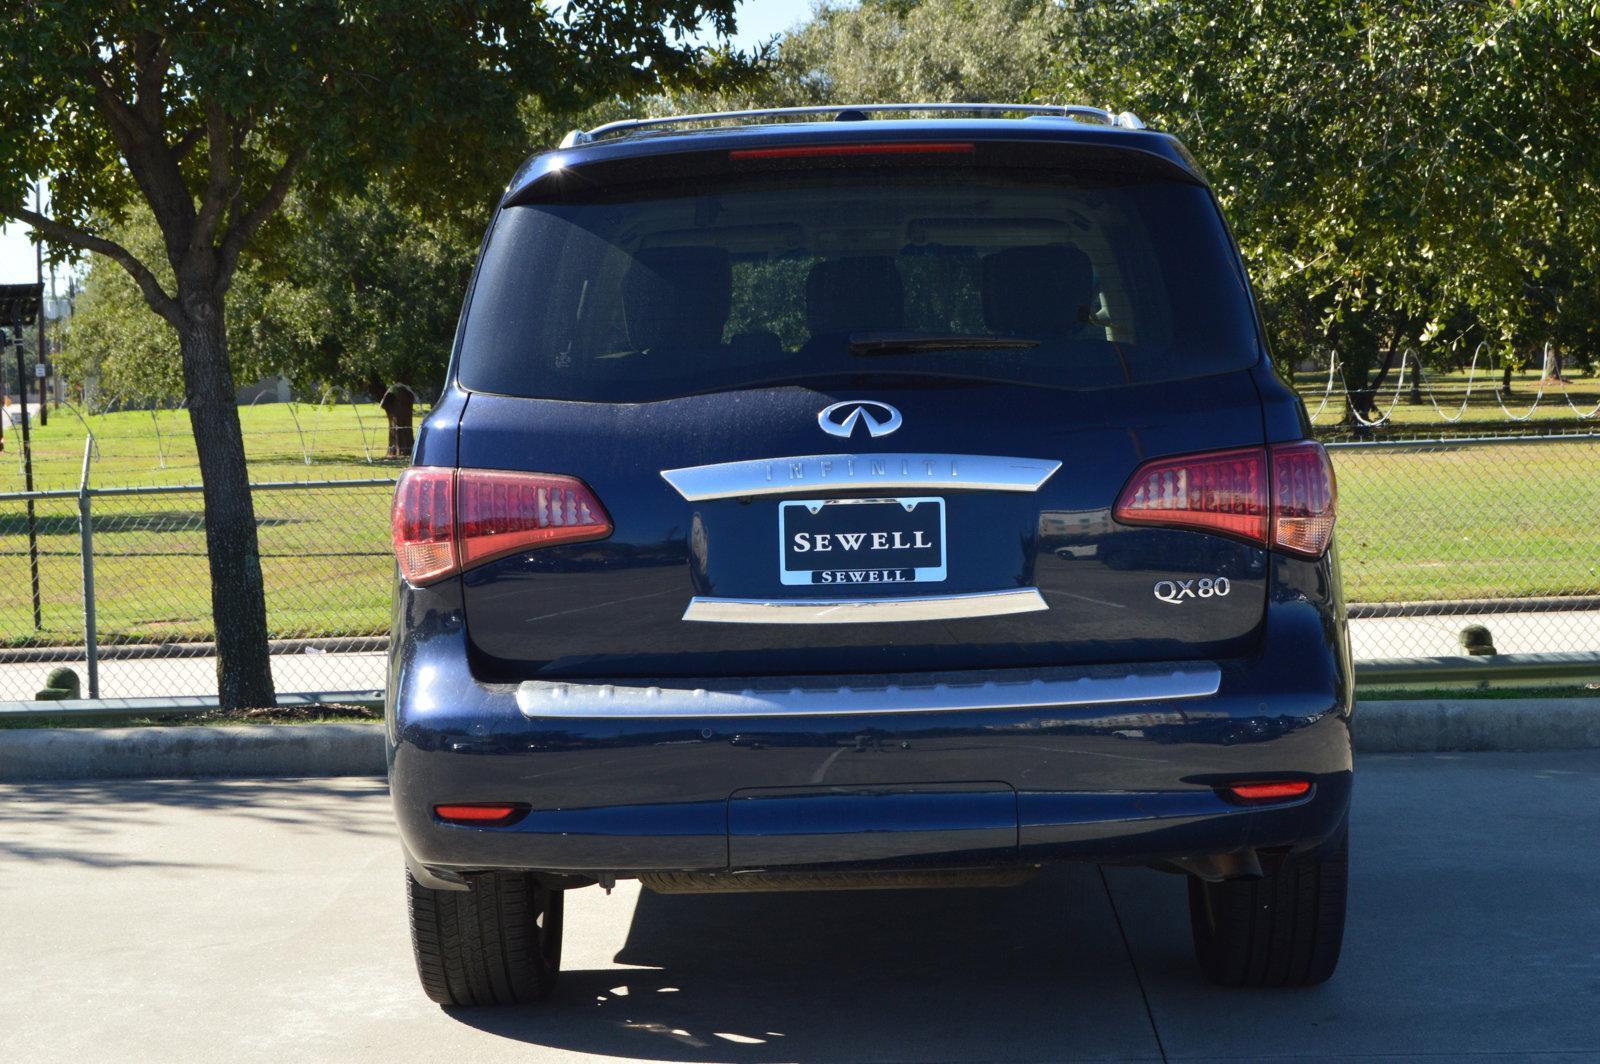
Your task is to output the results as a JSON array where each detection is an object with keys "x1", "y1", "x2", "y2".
[
  {"x1": 2, "y1": 394, "x2": 431, "y2": 492},
  {"x1": 1302, "y1": 341, "x2": 1600, "y2": 427}
]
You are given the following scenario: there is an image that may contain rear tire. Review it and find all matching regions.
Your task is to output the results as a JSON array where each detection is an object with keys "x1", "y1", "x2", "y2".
[
  {"x1": 407, "y1": 870, "x2": 564, "y2": 1006},
  {"x1": 1187, "y1": 823, "x2": 1348, "y2": 987}
]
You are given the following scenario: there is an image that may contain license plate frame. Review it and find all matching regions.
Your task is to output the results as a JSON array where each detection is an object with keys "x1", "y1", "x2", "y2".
[{"x1": 777, "y1": 496, "x2": 947, "y2": 587}]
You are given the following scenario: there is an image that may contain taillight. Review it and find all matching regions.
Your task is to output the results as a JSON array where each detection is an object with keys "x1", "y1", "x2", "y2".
[
  {"x1": 1113, "y1": 441, "x2": 1336, "y2": 557},
  {"x1": 1270, "y1": 441, "x2": 1337, "y2": 558},
  {"x1": 391, "y1": 467, "x2": 612, "y2": 585},
  {"x1": 1112, "y1": 447, "x2": 1269, "y2": 546},
  {"x1": 392, "y1": 468, "x2": 456, "y2": 585}
]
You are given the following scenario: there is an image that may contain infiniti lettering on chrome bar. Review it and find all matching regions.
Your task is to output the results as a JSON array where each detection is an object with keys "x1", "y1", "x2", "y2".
[
  {"x1": 660, "y1": 453, "x2": 1062, "y2": 501},
  {"x1": 774, "y1": 455, "x2": 957, "y2": 483}
]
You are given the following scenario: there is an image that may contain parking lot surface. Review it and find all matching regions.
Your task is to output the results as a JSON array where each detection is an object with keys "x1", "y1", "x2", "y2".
[{"x1": 2, "y1": 751, "x2": 1597, "y2": 1063}]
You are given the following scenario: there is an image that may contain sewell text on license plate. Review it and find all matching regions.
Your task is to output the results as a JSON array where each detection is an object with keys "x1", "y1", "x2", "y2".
[{"x1": 778, "y1": 497, "x2": 946, "y2": 586}]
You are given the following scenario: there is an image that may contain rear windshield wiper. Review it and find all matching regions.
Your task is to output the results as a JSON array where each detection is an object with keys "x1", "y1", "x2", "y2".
[{"x1": 848, "y1": 332, "x2": 1040, "y2": 356}]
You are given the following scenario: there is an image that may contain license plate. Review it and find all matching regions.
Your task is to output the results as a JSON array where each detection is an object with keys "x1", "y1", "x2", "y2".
[{"x1": 778, "y1": 497, "x2": 946, "y2": 586}]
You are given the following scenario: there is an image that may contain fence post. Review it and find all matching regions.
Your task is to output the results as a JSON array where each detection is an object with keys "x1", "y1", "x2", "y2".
[{"x1": 78, "y1": 435, "x2": 99, "y2": 699}]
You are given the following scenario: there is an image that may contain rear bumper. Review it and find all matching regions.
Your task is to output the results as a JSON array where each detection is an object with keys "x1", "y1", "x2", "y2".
[{"x1": 387, "y1": 557, "x2": 1353, "y2": 885}]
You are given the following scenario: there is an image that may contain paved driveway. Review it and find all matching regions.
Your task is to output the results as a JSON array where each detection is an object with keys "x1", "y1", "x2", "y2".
[{"x1": 2, "y1": 752, "x2": 1597, "y2": 1063}]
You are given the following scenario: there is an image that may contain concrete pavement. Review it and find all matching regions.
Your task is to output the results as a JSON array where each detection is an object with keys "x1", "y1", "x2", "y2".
[
  {"x1": 2, "y1": 752, "x2": 1598, "y2": 1062},
  {"x1": 0, "y1": 649, "x2": 388, "y2": 702}
]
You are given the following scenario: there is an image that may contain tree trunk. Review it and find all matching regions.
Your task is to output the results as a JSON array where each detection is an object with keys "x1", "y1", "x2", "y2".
[
  {"x1": 1350, "y1": 347, "x2": 1398, "y2": 422},
  {"x1": 177, "y1": 294, "x2": 276, "y2": 709}
]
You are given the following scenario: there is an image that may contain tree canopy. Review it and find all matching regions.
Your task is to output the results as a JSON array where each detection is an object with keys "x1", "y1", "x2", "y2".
[
  {"x1": 0, "y1": 1, "x2": 755, "y2": 707},
  {"x1": 1055, "y1": 0, "x2": 1600, "y2": 380}
]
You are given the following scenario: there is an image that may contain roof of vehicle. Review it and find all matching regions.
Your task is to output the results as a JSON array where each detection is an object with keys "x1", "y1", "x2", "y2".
[{"x1": 503, "y1": 104, "x2": 1204, "y2": 204}]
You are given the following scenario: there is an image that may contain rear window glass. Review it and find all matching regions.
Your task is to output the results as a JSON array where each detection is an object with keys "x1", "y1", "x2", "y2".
[{"x1": 458, "y1": 165, "x2": 1261, "y2": 401}]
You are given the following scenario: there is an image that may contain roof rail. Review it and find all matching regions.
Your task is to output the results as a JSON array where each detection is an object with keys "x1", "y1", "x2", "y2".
[{"x1": 557, "y1": 103, "x2": 1146, "y2": 148}]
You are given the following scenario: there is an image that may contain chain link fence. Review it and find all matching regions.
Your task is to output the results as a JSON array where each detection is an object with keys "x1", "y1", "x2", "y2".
[
  {"x1": 2, "y1": 477, "x2": 395, "y2": 701},
  {"x1": 1329, "y1": 432, "x2": 1600, "y2": 661},
  {"x1": 3, "y1": 430, "x2": 1598, "y2": 704},
  {"x1": 4, "y1": 397, "x2": 420, "y2": 493}
]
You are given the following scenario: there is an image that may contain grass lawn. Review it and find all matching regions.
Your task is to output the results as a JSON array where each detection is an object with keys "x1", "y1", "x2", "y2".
[
  {"x1": 0, "y1": 703, "x2": 383, "y2": 728},
  {"x1": 1331, "y1": 439, "x2": 1600, "y2": 603},
  {"x1": 2, "y1": 405, "x2": 400, "y2": 648},
  {"x1": 0, "y1": 479, "x2": 395, "y2": 647},
  {"x1": 2, "y1": 401, "x2": 407, "y2": 493}
]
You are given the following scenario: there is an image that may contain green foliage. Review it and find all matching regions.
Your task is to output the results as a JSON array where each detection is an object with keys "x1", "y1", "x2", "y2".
[
  {"x1": 1051, "y1": 0, "x2": 1600, "y2": 379},
  {"x1": 258, "y1": 191, "x2": 480, "y2": 402},
  {"x1": 1, "y1": 2, "x2": 755, "y2": 244},
  {"x1": 0, "y1": 1, "x2": 761, "y2": 706},
  {"x1": 4, "y1": 5, "x2": 759, "y2": 405},
  {"x1": 773, "y1": 0, "x2": 1066, "y2": 104},
  {"x1": 58, "y1": 211, "x2": 276, "y2": 404},
  {"x1": 24, "y1": 0, "x2": 1600, "y2": 416},
  {"x1": 655, "y1": 0, "x2": 1064, "y2": 114}
]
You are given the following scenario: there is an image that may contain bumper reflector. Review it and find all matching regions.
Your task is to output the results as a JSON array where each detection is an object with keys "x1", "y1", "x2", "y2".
[
  {"x1": 1224, "y1": 780, "x2": 1312, "y2": 801},
  {"x1": 434, "y1": 804, "x2": 526, "y2": 825}
]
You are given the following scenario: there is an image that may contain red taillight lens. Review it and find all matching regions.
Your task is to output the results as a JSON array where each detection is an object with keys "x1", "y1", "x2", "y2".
[
  {"x1": 392, "y1": 468, "x2": 456, "y2": 585},
  {"x1": 1112, "y1": 441, "x2": 1337, "y2": 557},
  {"x1": 434, "y1": 803, "x2": 526, "y2": 825},
  {"x1": 1112, "y1": 447, "x2": 1269, "y2": 546},
  {"x1": 391, "y1": 467, "x2": 612, "y2": 585},
  {"x1": 1270, "y1": 441, "x2": 1337, "y2": 558},
  {"x1": 1223, "y1": 780, "x2": 1312, "y2": 802},
  {"x1": 456, "y1": 470, "x2": 612, "y2": 570}
]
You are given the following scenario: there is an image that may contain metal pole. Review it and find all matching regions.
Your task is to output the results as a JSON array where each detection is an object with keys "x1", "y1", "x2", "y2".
[
  {"x1": 78, "y1": 435, "x2": 98, "y2": 698},
  {"x1": 12, "y1": 311, "x2": 41, "y2": 628}
]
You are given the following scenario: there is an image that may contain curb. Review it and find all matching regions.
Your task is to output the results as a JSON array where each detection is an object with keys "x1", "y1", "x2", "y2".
[
  {"x1": 1355, "y1": 698, "x2": 1600, "y2": 753},
  {"x1": 1, "y1": 701, "x2": 1594, "y2": 782},
  {"x1": 0, "y1": 723, "x2": 385, "y2": 782}
]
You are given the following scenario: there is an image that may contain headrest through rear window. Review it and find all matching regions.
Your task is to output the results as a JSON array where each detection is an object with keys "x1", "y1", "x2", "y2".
[
  {"x1": 805, "y1": 257, "x2": 905, "y2": 339},
  {"x1": 623, "y1": 247, "x2": 731, "y2": 352},
  {"x1": 981, "y1": 245, "x2": 1096, "y2": 339}
]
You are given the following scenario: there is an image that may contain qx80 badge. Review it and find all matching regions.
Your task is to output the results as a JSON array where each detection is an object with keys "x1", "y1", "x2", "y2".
[{"x1": 1153, "y1": 577, "x2": 1231, "y2": 605}]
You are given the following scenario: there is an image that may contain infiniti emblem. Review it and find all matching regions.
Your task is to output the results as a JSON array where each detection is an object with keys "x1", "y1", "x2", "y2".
[{"x1": 817, "y1": 400, "x2": 902, "y2": 439}]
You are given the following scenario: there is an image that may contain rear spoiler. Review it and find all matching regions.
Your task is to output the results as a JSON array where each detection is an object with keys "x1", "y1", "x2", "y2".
[{"x1": 504, "y1": 135, "x2": 1208, "y2": 208}]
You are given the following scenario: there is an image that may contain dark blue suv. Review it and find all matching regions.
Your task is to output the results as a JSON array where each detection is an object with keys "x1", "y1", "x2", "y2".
[{"x1": 387, "y1": 104, "x2": 1352, "y2": 1005}]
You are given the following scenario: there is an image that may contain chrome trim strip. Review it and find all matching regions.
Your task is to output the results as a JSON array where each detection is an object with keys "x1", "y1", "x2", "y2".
[
  {"x1": 516, "y1": 663, "x2": 1220, "y2": 719},
  {"x1": 660, "y1": 453, "x2": 1061, "y2": 501},
  {"x1": 682, "y1": 587, "x2": 1048, "y2": 624}
]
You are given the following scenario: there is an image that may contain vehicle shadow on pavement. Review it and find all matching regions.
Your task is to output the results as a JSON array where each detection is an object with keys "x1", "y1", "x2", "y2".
[
  {"x1": 0, "y1": 776, "x2": 391, "y2": 869},
  {"x1": 447, "y1": 864, "x2": 1171, "y2": 1063}
]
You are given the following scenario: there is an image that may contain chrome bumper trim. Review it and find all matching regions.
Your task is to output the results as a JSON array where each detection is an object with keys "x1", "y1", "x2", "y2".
[
  {"x1": 660, "y1": 453, "x2": 1061, "y2": 501},
  {"x1": 516, "y1": 663, "x2": 1221, "y2": 719},
  {"x1": 682, "y1": 587, "x2": 1048, "y2": 624}
]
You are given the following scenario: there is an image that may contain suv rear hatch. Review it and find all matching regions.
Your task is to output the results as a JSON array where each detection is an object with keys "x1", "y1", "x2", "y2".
[{"x1": 449, "y1": 135, "x2": 1272, "y2": 678}]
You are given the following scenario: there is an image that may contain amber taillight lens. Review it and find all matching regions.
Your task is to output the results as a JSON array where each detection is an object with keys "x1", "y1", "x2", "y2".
[
  {"x1": 391, "y1": 468, "x2": 457, "y2": 585},
  {"x1": 391, "y1": 467, "x2": 612, "y2": 585},
  {"x1": 1269, "y1": 441, "x2": 1338, "y2": 558}
]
